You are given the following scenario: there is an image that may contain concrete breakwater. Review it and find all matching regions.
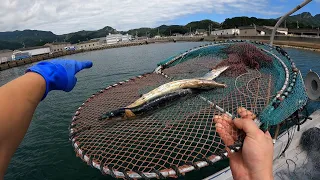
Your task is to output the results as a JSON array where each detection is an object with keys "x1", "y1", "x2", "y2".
[
  {"x1": 0, "y1": 37, "x2": 206, "y2": 72},
  {"x1": 0, "y1": 41, "x2": 156, "y2": 71},
  {"x1": 1, "y1": 36, "x2": 319, "y2": 72},
  {"x1": 205, "y1": 35, "x2": 320, "y2": 51}
]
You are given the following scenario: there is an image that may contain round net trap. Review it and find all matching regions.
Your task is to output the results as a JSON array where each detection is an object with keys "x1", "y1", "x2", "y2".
[{"x1": 69, "y1": 40, "x2": 308, "y2": 179}]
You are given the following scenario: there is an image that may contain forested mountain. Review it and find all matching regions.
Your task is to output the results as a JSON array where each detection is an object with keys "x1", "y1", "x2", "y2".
[
  {"x1": 0, "y1": 12, "x2": 319, "y2": 50},
  {"x1": 286, "y1": 12, "x2": 320, "y2": 28},
  {"x1": 126, "y1": 20, "x2": 219, "y2": 37}
]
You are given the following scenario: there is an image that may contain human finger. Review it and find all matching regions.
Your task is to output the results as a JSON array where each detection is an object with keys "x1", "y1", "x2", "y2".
[
  {"x1": 214, "y1": 115, "x2": 238, "y2": 140},
  {"x1": 214, "y1": 115, "x2": 234, "y2": 132},
  {"x1": 221, "y1": 114, "x2": 233, "y2": 125},
  {"x1": 265, "y1": 131, "x2": 272, "y2": 138},
  {"x1": 216, "y1": 123, "x2": 235, "y2": 146},
  {"x1": 75, "y1": 61, "x2": 93, "y2": 74},
  {"x1": 237, "y1": 107, "x2": 256, "y2": 120},
  {"x1": 233, "y1": 118, "x2": 261, "y2": 138}
]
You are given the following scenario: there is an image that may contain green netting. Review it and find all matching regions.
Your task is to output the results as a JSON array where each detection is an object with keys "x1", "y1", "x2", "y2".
[
  {"x1": 157, "y1": 44, "x2": 226, "y2": 67},
  {"x1": 159, "y1": 41, "x2": 308, "y2": 126},
  {"x1": 70, "y1": 40, "x2": 309, "y2": 179}
]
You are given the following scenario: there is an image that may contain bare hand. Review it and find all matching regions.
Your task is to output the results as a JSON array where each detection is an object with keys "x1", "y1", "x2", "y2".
[{"x1": 214, "y1": 107, "x2": 274, "y2": 180}]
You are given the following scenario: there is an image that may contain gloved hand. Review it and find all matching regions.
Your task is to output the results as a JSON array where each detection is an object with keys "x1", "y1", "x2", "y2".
[{"x1": 26, "y1": 59, "x2": 93, "y2": 100}]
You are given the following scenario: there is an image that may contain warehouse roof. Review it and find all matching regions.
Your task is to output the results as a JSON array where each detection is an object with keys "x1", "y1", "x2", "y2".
[{"x1": 17, "y1": 46, "x2": 50, "y2": 51}]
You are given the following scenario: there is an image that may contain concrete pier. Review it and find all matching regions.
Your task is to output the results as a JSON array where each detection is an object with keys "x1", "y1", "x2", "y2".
[
  {"x1": 0, "y1": 41, "x2": 156, "y2": 72},
  {"x1": 1, "y1": 36, "x2": 320, "y2": 72}
]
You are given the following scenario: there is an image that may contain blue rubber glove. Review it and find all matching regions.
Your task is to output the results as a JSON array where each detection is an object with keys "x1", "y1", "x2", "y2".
[{"x1": 26, "y1": 59, "x2": 93, "y2": 100}]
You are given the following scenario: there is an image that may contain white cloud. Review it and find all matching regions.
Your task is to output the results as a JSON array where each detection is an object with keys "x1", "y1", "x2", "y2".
[{"x1": 0, "y1": 0, "x2": 282, "y2": 34}]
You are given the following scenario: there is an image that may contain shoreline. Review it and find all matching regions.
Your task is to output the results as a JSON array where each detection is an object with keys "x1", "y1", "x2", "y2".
[
  {"x1": 252, "y1": 39, "x2": 320, "y2": 52},
  {"x1": 1, "y1": 37, "x2": 319, "y2": 71}
]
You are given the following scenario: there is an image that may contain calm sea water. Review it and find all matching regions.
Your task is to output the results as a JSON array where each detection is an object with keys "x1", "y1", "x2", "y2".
[{"x1": 1, "y1": 42, "x2": 320, "y2": 180}]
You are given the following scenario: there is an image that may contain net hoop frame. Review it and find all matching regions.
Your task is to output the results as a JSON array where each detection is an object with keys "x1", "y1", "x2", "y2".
[{"x1": 69, "y1": 40, "x2": 305, "y2": 179}]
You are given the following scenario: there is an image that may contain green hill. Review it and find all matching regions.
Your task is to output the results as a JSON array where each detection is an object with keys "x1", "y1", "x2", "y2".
[
  {"x1": 285, "y1": 12, "x2": 320, "y2": 28},
  {"x1": 60, "y1": 26, "x2": 117, "y2": 44},
  {"x1": 1, "y1": 12, "x2": 319, "y2": 50}
]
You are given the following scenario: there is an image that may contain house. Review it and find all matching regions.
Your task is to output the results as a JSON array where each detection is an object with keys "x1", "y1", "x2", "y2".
[
  {"x1": 211, "y1": 28, "x2": 240, "y2": 36},
  {"x1": 75, "y1": 40, "x2": 100, "y2": 50},
  {"x1": 195, "y1": 29, "x2": 207, "y2": 36},
  {"x1": 45, "y1": 42, "x2": 72, "y2": 53},
  {"x1": 106, "y1": 34, "x2": 132, "y2": 45}
]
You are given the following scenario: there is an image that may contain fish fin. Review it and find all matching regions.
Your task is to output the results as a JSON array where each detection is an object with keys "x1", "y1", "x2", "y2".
[{"x1": 124, "y1": 109, "x2": 136, "y2": 119}]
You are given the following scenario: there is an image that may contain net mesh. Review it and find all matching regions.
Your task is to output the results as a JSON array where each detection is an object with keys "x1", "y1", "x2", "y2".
[{"x1": 70, "y1": 40, "x2": 308, "y2": 179}]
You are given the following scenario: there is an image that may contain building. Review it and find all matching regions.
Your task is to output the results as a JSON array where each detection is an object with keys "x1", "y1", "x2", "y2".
[
  {"x1": 11, "y1": 46, "x2": 50, "y2": 60},
  {"x1": 106, "y1": 34, "x2": 132, "y2": 45},
  {"x1": 0, "y1": 50, "x2": 13, "y2": 63},
  {"x1": 211, "y1": 28, "x2": 240, "y2": 36},
  {"x1": 13, "y1": 46, "x2": 50, "y2": 59},
  {"x1": 75, "y1": 40, "x2": 100, "y2": 50},
  {"x1": 263, "y1": 26, "x2": 288, "y2": 35},
  {"x1": 195, "y1": 29, "x2": 207, "y2": 36},
  {"x1": 172, "y1": 33, "x2": 183, "y2": 37},
  {"x1": 91, "y1": 37, "x2": 106, "y2": 44},
  {"x1": 45, "y1": 42, "x2": 72, "y2": 53},
  {"x1": 288, "y1": 29, "x2": 320, "y2": 36},
  {"x1": 239, "y1": 26, "x2": 260, "y2": 36}
]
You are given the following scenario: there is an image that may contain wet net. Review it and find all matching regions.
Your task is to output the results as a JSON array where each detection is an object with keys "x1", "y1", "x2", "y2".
[{"x1": 69, "y1": 40, "x2": 308, "y2": 179}]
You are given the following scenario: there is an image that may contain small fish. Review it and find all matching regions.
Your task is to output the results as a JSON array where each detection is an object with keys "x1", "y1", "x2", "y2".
[{"x1": 126, "y1": 79, "x2": 226, "y2": 109}]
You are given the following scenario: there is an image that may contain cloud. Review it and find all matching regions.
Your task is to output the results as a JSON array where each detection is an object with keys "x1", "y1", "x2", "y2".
[{"x1": 0, "y1": 0, "x2": 282, "y2": 35}]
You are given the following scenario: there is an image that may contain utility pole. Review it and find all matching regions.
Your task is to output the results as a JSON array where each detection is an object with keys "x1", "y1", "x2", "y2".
[{"x1": 284, "y1": 20, "x2": 287, "y2": 28}]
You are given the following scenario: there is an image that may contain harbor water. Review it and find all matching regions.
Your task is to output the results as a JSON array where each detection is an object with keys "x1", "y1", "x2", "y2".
[{"x1": 1, "y1": 42, "x2": 320, "y2": 180}]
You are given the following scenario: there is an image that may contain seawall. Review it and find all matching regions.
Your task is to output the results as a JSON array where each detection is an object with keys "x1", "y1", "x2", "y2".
[
  {"x1": 0, "y1": 41, "x2": 157, "y2": 71},
  {"x1": 1, "y1": 36, "x2": 319, "y2": 72}
]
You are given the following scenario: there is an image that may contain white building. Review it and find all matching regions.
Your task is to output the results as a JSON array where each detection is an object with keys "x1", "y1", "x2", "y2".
[
  {"x1": 106, "y1": 34, "x2": 132, "y2": 45},
  {"x1": 211, "y1": 28, "x2": 240, "y2": 36},
  {"x1": 12, "y1": 46, "x2": 50, "y2": 60},
  {"x1": 15, "y1": 46, "x2": 50, "y2": 56},
  {"x1": 263, "y1": 26, "x2": 288, "y2": 35}
]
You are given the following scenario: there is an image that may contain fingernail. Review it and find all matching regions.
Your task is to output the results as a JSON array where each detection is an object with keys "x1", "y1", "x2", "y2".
[
  {"x1": 237, "y1": 107, "x2": 246, "y2": 112},
  {"x1": 215, "y1": 123, "x2": 223, "y2": 128}
]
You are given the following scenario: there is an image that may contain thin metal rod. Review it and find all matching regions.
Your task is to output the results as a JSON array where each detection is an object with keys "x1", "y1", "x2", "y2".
[
  {"x1": 273, "y1": 124, "x2": 281, "y2": 144},
  {"x1": 270, "y1": 0, "x2": 312, "y2": 46}
]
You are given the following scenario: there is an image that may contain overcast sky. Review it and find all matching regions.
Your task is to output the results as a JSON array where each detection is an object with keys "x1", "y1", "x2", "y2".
[{"x1": 0, "y1": 0, "x2": 319, "y2": 35}]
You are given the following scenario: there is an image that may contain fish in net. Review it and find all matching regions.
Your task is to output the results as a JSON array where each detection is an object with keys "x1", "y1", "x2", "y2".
[{"x1": 69, "y1": 40, "x2": 308, "y2": 179}]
